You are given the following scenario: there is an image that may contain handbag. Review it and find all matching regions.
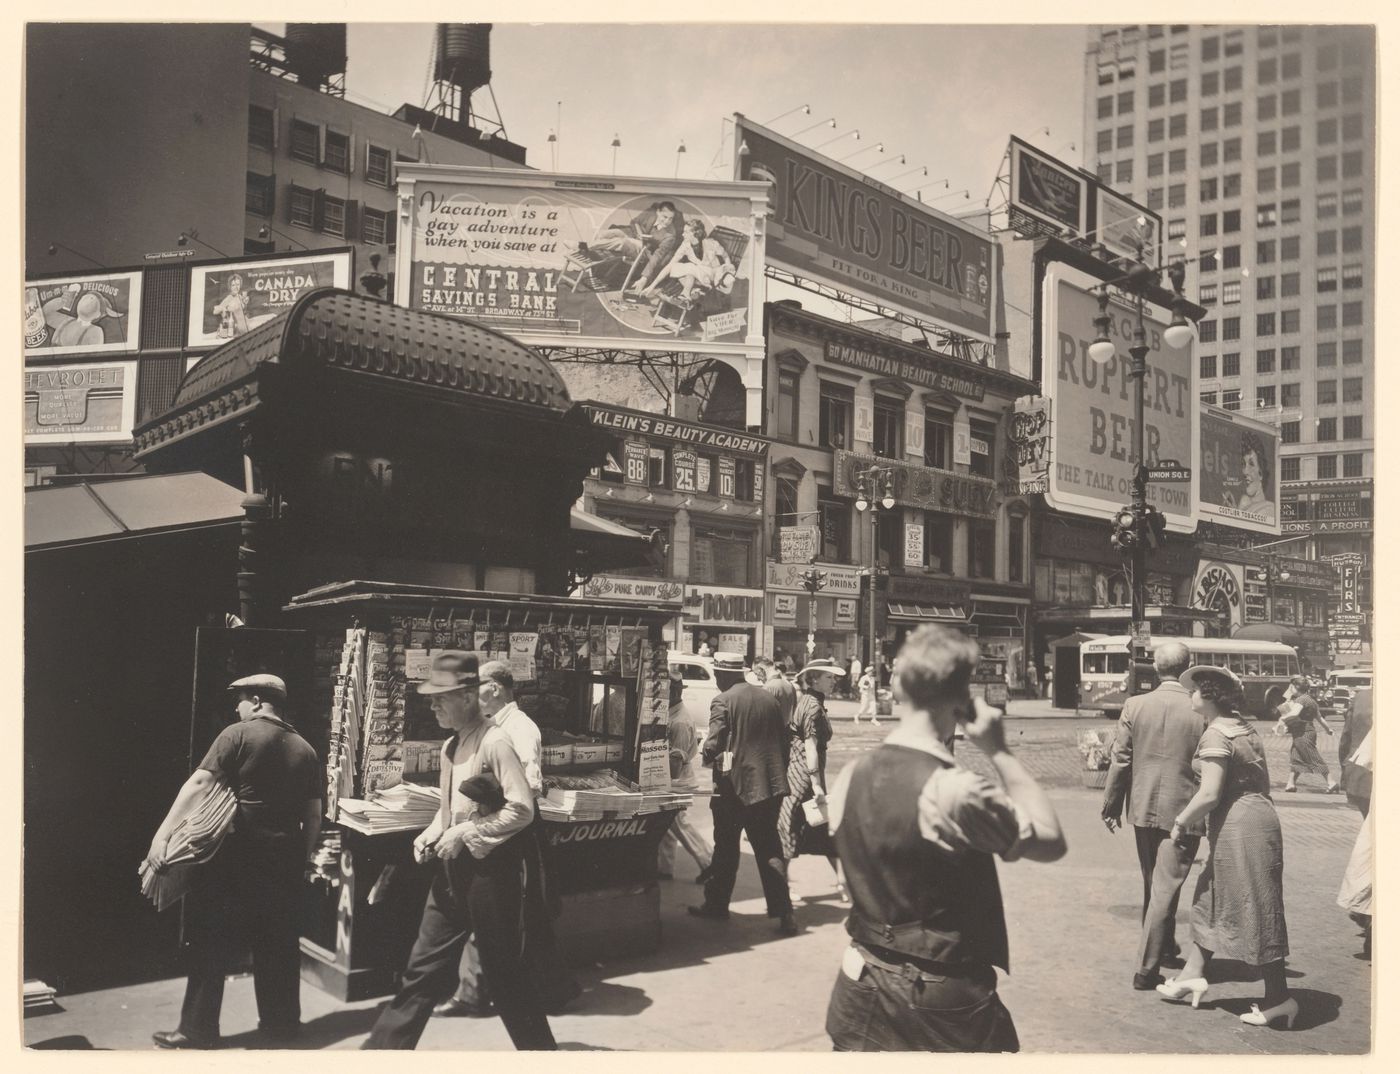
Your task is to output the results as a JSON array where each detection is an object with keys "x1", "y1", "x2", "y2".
[{"x1": 802, "y1": 796, "x2": 828, "y2": 827}]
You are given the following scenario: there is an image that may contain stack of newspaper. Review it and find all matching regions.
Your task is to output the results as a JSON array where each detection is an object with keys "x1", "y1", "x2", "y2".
[
  {"x1": 541, "y1": 771, "x2": 644, "y2": 820},
  {"x1": 23, "y1": 979, "x2": 57, "y2": 1011},
  {"x1": 639, "y1": 791, "x2": 693, "y2": 814},
  {"x1": 336, "y1": 782, "x2": 441, "y2": 835},
  {"x1": 138, "y1": 781, "x2": 238, "y2": 912}
]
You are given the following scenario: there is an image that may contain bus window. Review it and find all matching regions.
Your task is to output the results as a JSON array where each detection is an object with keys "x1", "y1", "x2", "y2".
[
  {"x1": 1227, "y1": 654, "x2": 1245, "y2": 674},
  {"x1": 1243, "y1": 656, "x2": 1262, "y2": 677},
  {"x1": 1106, "y1": 653, "x2": 1131, "y2": 674},
  {"x1": 1211, "y1": 653, "x2": 1228, "y2": 668},
  {"x1": 1084, "y1": 653, "x2": 1106, "y2": 674},
  {"x1": 1287, "y1": 655, "x2": 1300, "y2": 676},
  {"x1": 1259, "y1": 656, "x2": 1276, "y2": 676}
]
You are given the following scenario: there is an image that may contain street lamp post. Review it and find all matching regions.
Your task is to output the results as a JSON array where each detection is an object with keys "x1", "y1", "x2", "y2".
[
  {"x1": 853, "y1": 465, "x2": 896, "y2": 691},
  {"x1": 800, "y1": 566, "x2": 828, "y2": 658},
  {"x1": 1263, "y1": 555, "x2": 1291, "y2": 623},
  {"x1": 1088, "y1": 238, "x2": 1199, "y2": 690}
]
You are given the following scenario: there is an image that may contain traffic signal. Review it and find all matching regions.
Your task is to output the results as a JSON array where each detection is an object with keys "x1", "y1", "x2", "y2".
[
  {"x1": 1110, "y1": 506, "x2": 1138, "y2": 552},
  {"x1": 1143, "y1": 506, "x2": 1168, "y2": 550}
]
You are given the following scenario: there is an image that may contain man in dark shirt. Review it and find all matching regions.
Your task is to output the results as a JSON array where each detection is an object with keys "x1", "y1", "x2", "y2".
[
  {"x1": 691, "y1": 678, "x2": 794, "y2": 934},
  {"x1": 147, "y1": 674, "x2": 321, "y2": 1049}
]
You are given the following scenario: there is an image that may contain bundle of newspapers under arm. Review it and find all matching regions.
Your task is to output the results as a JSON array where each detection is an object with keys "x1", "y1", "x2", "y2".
[
  {"x1": 335, "y1": 782, "x2": 442, "y2": 835},
  {"x1": 540, "y1": 770, "x2": 690, "y2": 822},
  {"x1": 138, "y1": 781, "x2": 238, "y2": 912}
]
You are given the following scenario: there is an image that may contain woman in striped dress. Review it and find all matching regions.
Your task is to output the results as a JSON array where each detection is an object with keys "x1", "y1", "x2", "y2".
[
  {"x1": 776, "y1": 660, "x2": 846, "y2": 903},
  {"x1": 1157, "y1": 665, "x2": 1296, "y2": 1029}
]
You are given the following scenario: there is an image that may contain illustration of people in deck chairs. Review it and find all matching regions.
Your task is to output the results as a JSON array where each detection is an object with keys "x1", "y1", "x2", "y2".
[
  {"x1": 636, "y1": 220, "x2": 748, "y2": 337},
  {"x1": 560, "y1": 200, "x2": 684, "y2": 297}
]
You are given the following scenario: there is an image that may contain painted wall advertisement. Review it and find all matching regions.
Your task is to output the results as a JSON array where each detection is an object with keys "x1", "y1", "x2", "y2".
[
  {"x1": 1040, "y1": 261, "x2": 1198, "y2": 532},
  {"x1": 576, "y1": 575, "x2": 683, "y2": 604},
  {"x1": 778, "y1": 525, "x2": 819, "y2": 564},
  {"x1": 397, "y1": 167, "x2": 767, "y2": 355},
  {"x1": 833, "y1": 449, "x2": 999, "y2": 520},
  {"x1": 767, "y1": 559, "x2": 862, "y2": 596},
  {"x1": 1191, "y1": 561, "x2": 1244, "y2": 631},
  {"x1": 24, "y1": 361, "x2": 138, "y2": 443},
  {"x1": 1003, "y1": 395, "x2": 1052, "y2": 495},
  {"x1": 1197, "y1": 405, "x2": 1281, "y2": 536},
  {"x1": 25, "y1": 272, "x2": 142, "y2": 358},
  {"x1": 903, "y1": 520, "x2": 925, "y2": 568},
  {"x1": 187, "y1": 251, "x2": 352, "y2": 348},
  {"x1": 735, "y1": 116, "x2": 998, "y2": 341}
]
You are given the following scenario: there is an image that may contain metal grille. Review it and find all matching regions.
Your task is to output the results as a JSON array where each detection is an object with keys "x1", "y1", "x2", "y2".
[
  {"x1": 136, "y1": 355, "x2": 186, "y2": 424},
  {"x1": 139, "y1": 265, "x2": 187, "y2": 349}
]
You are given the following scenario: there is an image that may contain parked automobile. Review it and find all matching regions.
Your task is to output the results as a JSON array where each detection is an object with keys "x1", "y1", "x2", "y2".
[
  {"x1": 1328, "y1": 685, "x2": 1355, "y2": 718},
  {"x1": 667, "y1": 651, "x2": 750, "y2": 731}
]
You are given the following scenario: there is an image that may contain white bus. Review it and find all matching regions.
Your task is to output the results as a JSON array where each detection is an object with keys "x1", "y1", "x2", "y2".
[{"x1": 1079, "y1": 636, "x2": 1302, "y2": 720}]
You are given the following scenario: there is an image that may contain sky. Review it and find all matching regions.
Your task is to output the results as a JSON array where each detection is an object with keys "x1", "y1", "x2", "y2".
[{"x1": 264, "y1": 22, "x2": 1089, "y2": 208}]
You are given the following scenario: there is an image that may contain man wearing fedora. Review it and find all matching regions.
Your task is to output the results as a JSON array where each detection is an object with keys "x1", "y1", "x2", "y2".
[
  {"x1": 364, "y1": 652, "x2": 556, "y2": 1050},
  {"x1": 691, "y1": 661, "x2": 795, "y2": 935},
  {"x1": 148, "y1": 674, "x2": 321, "y2": 1049}
]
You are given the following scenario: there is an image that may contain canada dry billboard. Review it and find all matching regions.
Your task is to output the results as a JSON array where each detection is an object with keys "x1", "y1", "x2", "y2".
[
  {"x1": 1040, "y1": 261, "x2": 1198, "y2": 532},
  {"x1": 1198, "y1": 404, "x2": 1282, "y2": 536},
  {"x1": 187, "y1": 251, "x2": 352, "y2": 348},
  {"x1": 735, "y1": 116, "x2": 997, "y2": 342},
  {"x1": 24, "y1": 272, "x2": 142, "y2": 358},
  {"x1": 394, "y1": 165, "x2": 768, "y2": 357}
]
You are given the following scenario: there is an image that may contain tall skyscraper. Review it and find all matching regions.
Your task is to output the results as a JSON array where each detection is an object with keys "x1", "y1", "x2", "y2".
[{"x1": 1082, "y1": 23, "x2": 1375, "y2": 656}]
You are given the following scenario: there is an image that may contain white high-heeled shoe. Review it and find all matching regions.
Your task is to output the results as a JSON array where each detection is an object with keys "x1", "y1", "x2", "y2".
[
  {"x1": 1240, "y1": 996, "x2": 1299, "y2": 1028},
  {"x1": 1156, "y1": 976, "x2": 1209, "y2": 1008}
]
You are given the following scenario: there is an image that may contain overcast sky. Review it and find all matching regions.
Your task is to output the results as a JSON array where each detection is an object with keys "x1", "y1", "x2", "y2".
[{"x1": 266, "y1": 22, "x2": 1089, "y2": 205}]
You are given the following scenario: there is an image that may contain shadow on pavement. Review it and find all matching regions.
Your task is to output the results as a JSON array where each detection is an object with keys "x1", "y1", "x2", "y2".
[
  {"x1": 558, "y1": 1042, "x2": 618, "y2": 1050},
  {"x1": 1208, "y1": 988, "x2": 1343, "y2": 1031},
  {"x1": 566, "y1": 980, "x2": 652, "y2": 1017},
  {"x1": 1207, "y1": 958, "x2": 1305, "y2": 983},
  {"x1": 220, "y1": 1006, "x2": 382, "y2": 1050},
  {"x1": 27, "y1": 1035, "x2": 106, "y2": 1049}
]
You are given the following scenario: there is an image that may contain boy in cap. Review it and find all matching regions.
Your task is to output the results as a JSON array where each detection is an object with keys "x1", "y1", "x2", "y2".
[
  {"x1": 148, "y1": 673, "x2": 321, "y2": 1049},
  {"x1": 363, "y1": 652, "x2": 556, "y2": 1050}
]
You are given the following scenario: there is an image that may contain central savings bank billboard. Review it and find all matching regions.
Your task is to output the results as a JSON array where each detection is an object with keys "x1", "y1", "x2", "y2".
[{"x1": 393, "y1": 165, "x2": 769, "y2": 357}]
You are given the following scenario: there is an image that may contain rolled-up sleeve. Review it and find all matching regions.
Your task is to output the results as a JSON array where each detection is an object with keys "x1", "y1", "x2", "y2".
[
  {"x1": 458, "y1": 739, "x2": 535, "y2": 859},
  {"x1": 917, "y1": 768, "x2": 1033, "y2": 861}
]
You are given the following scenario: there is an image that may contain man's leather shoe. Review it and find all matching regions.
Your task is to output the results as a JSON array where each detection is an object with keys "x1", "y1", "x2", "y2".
[
  {"x1": 432, "y1": 998, "x2": 492, "y2": 1017},
  {"x1": 1133, "y1": 971, "x2": 1165, "y2": 991},
  {"x1": 777, "y1": 912, "x2": 800, "y2": 936},
  {"x1": 152, "y1": 1030, "x2": 216, "y2": 1050},
  {"x1": 687, "y1": 904, "x2": 730, "y2": 921}
]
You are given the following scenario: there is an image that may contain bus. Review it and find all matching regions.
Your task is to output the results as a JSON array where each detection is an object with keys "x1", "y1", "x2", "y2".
[{"x1": 1079, "y1": 636, "x2": 1302, "y2": 720}]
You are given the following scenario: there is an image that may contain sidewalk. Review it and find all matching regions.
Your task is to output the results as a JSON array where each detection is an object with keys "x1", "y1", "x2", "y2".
[{"x1": 24, "y1": 787, "x2": 1369, "y2": 1053}]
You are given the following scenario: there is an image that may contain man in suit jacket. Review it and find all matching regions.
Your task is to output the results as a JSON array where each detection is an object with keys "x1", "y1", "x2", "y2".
[
  {"x1": 691, "y1": 678, "x2": 795, "y2": 934},
  {"x1": 1339, "y1": 686, "x2": 1373, "y2": 817},
  {"x1": 1101, "y1": 640, "x2": 1208, "y2": 991}
]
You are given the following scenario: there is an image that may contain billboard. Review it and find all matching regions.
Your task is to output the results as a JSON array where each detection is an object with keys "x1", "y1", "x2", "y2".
[
  {"x1": 735, "y1": 116, "x2": 998, "y2": 341},
  {"x1": 1004, "y1": 135, "x2": 1161, "y2": 265},
  {"x1": 187, "y1": 251, "x2": 351, "y2": 348},
  {"x1": 24, "y1": 361, "x2": 138, "y2": 443},
  {"x1": 395, "y1": 165, "x2": 768, "y2": 358},
  {"x1": 1009, "y1": 137, "x2": 1089, "y2": 238},
  {"x1": 1003, "y1": 395, "x2": 1052, "y2": 495},
  {"x1": 24, "y1": 272, "x2": 142, "y2": 358},
  {"x1": 1198, "y1": 404, "x2": 1282, "y2": 535},
  {"x1": 1191, "y1": 561, "x2": 1244, "y2": 631},
  {"x1": 1040, "y1": 261, "x2": 1197, "y2": 532}
]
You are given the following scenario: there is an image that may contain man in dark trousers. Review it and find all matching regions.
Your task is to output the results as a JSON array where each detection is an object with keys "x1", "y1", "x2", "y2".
[
  {"x1": 691, "y1": 673, "x2": 795, "y2": 934},
  {"x1": 147, "y1": 674, "x2": 322, "y2": 1049},
  {"x1": 1101, "y1": 640, "x2": 1209, "y2": 991}
]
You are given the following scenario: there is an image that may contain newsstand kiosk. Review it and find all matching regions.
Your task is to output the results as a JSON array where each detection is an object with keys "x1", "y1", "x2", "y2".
[{"x1": 128, "y1": 288, "x2": 686, "y2": 1000}]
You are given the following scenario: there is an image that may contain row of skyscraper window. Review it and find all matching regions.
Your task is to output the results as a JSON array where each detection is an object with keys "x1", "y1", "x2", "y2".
[{"x1": 1098, "y1": 74, "x2": 1364, "y2": 121}]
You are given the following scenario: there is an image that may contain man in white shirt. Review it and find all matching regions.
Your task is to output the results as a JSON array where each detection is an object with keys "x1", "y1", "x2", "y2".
[{"x1": 434, "y1": 661, "x2": 578, "y2": 1018}]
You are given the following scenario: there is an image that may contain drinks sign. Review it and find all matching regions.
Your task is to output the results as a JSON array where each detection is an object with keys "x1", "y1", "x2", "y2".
[{"x1": 25, "y1": 272, "x2": 142, "y2": 358}]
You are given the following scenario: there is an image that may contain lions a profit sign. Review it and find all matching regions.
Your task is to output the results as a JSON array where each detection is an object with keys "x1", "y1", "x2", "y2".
[{"x1": 1040, "y1": 261, "x2": 1198, "y2": 532}]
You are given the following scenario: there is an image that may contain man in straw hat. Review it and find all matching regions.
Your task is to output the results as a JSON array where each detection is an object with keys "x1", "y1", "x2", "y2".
[
  {"x1": 363, "y1": 652, "x2": 555, "y2": 1050},
  {"x1": 149, "y1": 674, "x2": 321, "y2": 1049}
]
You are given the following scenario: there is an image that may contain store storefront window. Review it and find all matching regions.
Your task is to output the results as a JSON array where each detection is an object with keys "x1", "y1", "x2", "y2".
[
  {"x1": 925, "y1": 408, "x2": 954, "y2": 470},
  {"x1": 692, "y1": 525, "x2": 757, "y2": 587},
  {"x1": 924, "y1": 511, "x2": 955, "y2": 573},
  {"x1": 818, "y1": 488, "x2": 850, "y2": 562},
  {"x1": 968, "y1": 521, "x2": 996, "y2": 579},
  {"x1": 873, "y1": 397, "x2": 903, "y2": 459},
  {"x1": 819, "y1": 382, "x2": 853, "y2": 449}
]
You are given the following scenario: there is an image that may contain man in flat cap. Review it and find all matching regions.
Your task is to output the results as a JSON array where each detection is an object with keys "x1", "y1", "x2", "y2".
[
  {"x1": 364, "y1": 652, "x2": 556, "y2": 1050},
  {"x1": 148, "y1": 673, "x2": 321, "y2": 1049}
]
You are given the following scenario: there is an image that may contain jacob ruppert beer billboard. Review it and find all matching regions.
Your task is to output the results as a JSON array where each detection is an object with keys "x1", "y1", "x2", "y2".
[{"x1": 1040, "y1": 261, "x2": 1198, "y2": 532}]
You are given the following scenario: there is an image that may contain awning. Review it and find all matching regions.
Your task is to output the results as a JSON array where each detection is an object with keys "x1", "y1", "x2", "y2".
[
  {"x1": 569, "y1": 506, "x2": 664, "y2": 574},
  {"x1": 25, "y1": 472, "x2": 247, "y2": 552},
  {"x1": 887, "y1": 602, "x2": 968, "y2": 623}
]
